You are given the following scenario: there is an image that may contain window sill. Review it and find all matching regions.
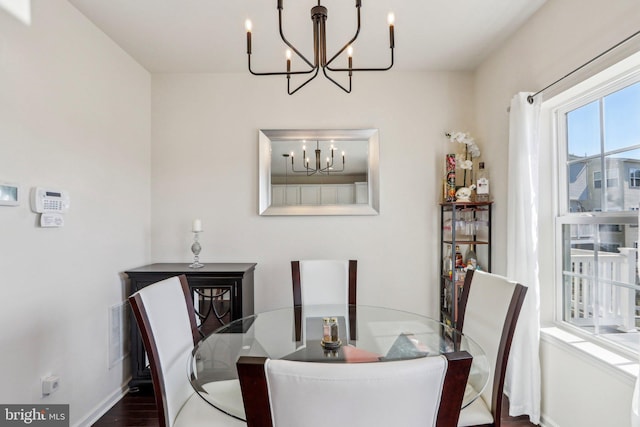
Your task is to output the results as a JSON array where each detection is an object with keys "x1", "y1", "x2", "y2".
[{"x1": 541, "y1": 324, "x2": 638, "y2": 385}]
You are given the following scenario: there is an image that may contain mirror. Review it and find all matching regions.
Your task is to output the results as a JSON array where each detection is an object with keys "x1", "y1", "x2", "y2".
[{"x1": 259, "y1": 129, "x2": 380, "y2": 216}]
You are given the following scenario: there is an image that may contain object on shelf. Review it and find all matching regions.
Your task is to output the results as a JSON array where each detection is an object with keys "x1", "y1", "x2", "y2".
[
  {"x1": 476, "y1": 162, "x2": 490, "y2": 202},
  {"x1": 465, "y1": 245, "x2": 477, "y2": 270},
  {"x1": 454, "y1": 245, "x2": 464, "y2": 269},
  {"x1": 445, "y1": 154, "x2": 456, "y2": 202},
  {"x1": 455, "y1": 186, "x2": 474, "y2": 202},
  {"x1": 443, "y1": 245, "x2": 452, "y2": 278}
]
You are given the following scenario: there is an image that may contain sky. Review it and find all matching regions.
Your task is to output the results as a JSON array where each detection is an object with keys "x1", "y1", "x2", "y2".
[{"x1": 567, "y1": 80, "x2": 640, "y2": 158}]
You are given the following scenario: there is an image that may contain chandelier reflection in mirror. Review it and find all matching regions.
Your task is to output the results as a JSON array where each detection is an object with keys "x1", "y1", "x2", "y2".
[
  {"x1": 287, "y1": 140, "x2": 345, "y2": 176},
  {"x1": 245, "y1": 0, "x2": 395, "y2": 95}
]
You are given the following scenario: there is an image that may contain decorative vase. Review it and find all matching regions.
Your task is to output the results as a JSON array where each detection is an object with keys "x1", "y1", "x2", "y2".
[{"x1": 455, "y1": 186, "x2": 473, "y2": 202}]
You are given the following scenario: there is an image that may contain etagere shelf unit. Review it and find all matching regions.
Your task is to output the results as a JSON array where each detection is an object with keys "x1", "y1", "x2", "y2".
[{"x1": 439, "y1": 201, "x2": 492, "y2": 327}]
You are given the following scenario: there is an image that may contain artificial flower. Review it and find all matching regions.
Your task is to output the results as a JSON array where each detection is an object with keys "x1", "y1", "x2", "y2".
[{"x1": 446, "y1": 131, "x2": 481, "y2": 159}]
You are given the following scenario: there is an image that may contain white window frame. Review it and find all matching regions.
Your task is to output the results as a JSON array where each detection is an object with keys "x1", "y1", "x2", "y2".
[{"x1": 553, "y1": 62, "x2": 640, "y2": 358}]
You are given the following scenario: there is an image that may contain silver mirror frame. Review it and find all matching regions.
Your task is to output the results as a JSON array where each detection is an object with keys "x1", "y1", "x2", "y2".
[{"x1": 259, "y1": 129, "x2": 380, "y2": 216}]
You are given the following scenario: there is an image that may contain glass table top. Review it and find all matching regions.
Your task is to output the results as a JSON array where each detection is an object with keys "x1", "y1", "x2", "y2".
[{"x1": 188, "y1": 304, "x2": 489, "y2": 420}]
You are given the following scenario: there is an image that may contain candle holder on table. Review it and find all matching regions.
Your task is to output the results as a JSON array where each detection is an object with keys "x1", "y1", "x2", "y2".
[{"x1": 189, "y1": 231, "x2": 204, "y2": 269}]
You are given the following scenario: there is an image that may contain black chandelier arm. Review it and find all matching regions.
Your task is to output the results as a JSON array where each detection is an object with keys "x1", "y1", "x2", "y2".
[
  {"x1": 319, "y1": 161, "x2": 345, "y2": 174},
  {"x1": 326, "y1": 48, "x2": 394, "y2": 73},
  {"x1": 287, "y1": 67, "x2": 320, "y2": 95},
  {"x1": 278, "y1": 6, "x2": 316, "y2": 69},
  {"x1": 322, "y1": 66, "x2": 352, "y2": 93},
  {"x1": 248, "y1": 55, "x2": 317, "y2": 77},
  {"x1": 324, "y1": 4, "x2": 362, "y2": 68},
  {"x1": 290, "y1": 155, "x2": 323, "y2": 173},
  {"x1": 290, "y1": 152, "x2": 337, "y2": 174},
  {"x1": 291, "y1": 164, "x2": 318, "y2": 176}
]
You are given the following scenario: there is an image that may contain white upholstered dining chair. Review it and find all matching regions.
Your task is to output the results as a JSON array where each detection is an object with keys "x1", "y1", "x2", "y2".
[
  {"x1": 291, "y1": 259, "x2": 357, "y2": 342},
  {"x1": 455, "y1": 270, "x2": 528, "y2": 427},
  {"x1": 128, "y1": 275, "x2": 245, "y2": 427},
  {"x1": 237, "y1": 351, "x2": 473, "y2": 427},
  {"x1": 291, "y1": 259, "x2": 357, "y2": 307}
]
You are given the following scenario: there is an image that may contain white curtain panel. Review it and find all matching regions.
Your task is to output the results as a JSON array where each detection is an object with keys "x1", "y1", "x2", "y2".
[
  {"x1": 633, "y1": 360, "x2": 640, "y2": 426},
  {"x1": 633, "y1": 208, "x2": 640, "y2": 427},
  {"x1": 505, "y1": 92, "x2": 542, "y2": 424}
]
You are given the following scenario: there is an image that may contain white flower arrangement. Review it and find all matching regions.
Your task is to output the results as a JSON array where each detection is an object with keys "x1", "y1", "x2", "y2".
[
  {"x1": 445, "y1": 131, "x2": 481, "y2": 189},
  {"x1": 446, "y1": 131, "x2": 481, "y2": 159},
  {"x1": 457, "y1": 158, "x2": 474, "y2": 170}
]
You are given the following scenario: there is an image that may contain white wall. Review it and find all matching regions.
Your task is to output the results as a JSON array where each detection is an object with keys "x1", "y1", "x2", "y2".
[
  {"x1": 6, "y1": 1, "x2": 635, "y2": 425},
  {"x1": 0, "y1": 1, "x2": 150, "y2": 425},
  {"x1": 474, "y1": 0, "x2": 640, "y2": 425},
  {"x1": 150, "y1": 71, "x2": 474, "y2": 316}
]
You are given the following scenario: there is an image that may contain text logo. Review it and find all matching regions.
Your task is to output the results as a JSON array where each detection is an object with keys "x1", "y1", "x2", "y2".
[{"x1": 0, "y1": 405, "x2": 69, "y2": 427}]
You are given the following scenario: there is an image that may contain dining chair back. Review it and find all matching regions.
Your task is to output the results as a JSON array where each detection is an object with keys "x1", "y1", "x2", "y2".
[
  {"x1": 291, "y1": 259, "x2": 357, "y2": 307},
  {"x1": 237, "y1": 352, "x2": 473, "y2": 427},
  {"x1": 291, "y1": 260, "x2": 357, "y2": 342},
  {"x1": 129, "y1": 275, "x2": 245, "y2": 427},
  {"x1": 455, "y1": 270, "x2": 528, "y2": 427}
]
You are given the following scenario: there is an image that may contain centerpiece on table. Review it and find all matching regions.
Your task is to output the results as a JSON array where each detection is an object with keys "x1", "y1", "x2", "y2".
[{"x1": 444, "y1": 131, "x2": 481, "y2": 202}]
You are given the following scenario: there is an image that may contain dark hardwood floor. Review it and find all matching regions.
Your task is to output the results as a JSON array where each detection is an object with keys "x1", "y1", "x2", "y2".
[
  {"x1": 92, "y1": 388, "x2": 537, "y2": 426},
  {"x1": 92, "y1": 387, "x2": 158, "y2": 427}
]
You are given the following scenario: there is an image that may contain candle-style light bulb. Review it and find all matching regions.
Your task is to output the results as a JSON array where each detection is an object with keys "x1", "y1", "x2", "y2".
[
  {"x1": 347, "y1": 46, "x2": 353, "y2": 76},
  {"x1": 387, "y1": 13, "x2": 395, "y2": 49},
  {"x1": 286, "y1": 49, "x2": 292, "y2": 73},
  {"x1": 245, "y1": 19, "x2": 252, "y2": 54}
]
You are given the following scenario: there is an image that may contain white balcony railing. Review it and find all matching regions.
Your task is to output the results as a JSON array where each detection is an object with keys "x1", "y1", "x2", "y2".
[{"x1": 567, "y1": 247, "x2": 638, "y2": 332}]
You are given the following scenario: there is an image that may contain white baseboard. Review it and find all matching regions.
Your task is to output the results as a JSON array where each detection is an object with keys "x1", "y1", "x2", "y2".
[
  {"x1": 540, "y1": 414, "x2": 560, "y2": 427},
  {"x1": 73, "y1": 380, "x2": 131, "y2": 427}
]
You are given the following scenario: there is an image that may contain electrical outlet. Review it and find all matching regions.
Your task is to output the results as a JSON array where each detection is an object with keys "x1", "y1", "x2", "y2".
[{"x1": 42, "y1": 375, "x2": 60, "y2": 396}]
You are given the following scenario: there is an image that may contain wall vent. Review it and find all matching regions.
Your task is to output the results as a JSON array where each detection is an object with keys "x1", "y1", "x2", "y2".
[{"x1": 109, "y1": 301, "x2": 130, "y2": 368}]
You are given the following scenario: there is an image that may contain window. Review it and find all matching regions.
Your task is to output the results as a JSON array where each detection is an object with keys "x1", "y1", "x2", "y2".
[
  {"x1": 593, "y1": 171, "x2": 601, "y2": 189},
  {"x1": 556, "y1": 72, "x2": 640, "y2": 354},
  {"x1": 593, "y1": 170, "x2": 619, "y2": 189},
  {"x1": 630, "y1": 168, "x2": 640, "y2": 188}
]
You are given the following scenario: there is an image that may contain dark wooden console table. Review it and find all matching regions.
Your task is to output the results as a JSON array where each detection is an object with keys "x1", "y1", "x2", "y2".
[{"x1": 125, "y1": 262, "x2": 257, "y2": 388}]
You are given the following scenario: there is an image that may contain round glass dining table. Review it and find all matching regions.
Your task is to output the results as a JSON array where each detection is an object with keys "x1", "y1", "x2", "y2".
[{"x1": 188, "y1": 304, "x2": 489, "y2": 421}]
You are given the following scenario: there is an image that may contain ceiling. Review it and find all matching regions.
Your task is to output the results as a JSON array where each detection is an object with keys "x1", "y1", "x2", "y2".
[{"x1": 67, "y1": 0, "x2": 547, "y2": 73}]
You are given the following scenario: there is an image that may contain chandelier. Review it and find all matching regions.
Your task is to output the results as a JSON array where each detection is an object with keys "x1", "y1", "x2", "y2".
[
  {"x1": 286, "y1": 140, "x2": 345, "y2": 176},
  {"x1": 245, "y1": 0, "x2": 395, "y2": 95}
]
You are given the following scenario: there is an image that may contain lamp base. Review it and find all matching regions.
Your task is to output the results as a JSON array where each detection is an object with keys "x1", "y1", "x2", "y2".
[{"x1": 189, "y1": 261, "x2": 204, "y2": 269}]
